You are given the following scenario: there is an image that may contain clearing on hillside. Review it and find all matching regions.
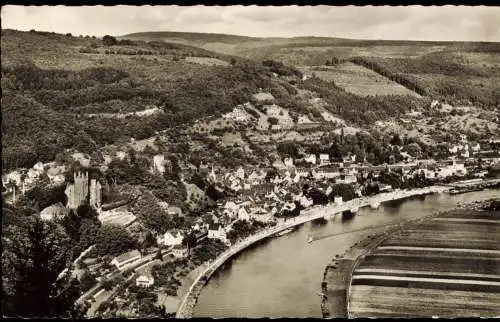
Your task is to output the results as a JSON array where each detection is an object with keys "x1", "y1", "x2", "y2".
[
  {"x1": 299, "y1": 63, "x2": 421, "y2": 97},
  {"x1": 184, "y1": 56, "x2": 230, "y2": 66}
]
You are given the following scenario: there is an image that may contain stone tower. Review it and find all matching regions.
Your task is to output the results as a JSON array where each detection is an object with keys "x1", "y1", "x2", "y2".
[
  {"x1": 65, "y1": 171, "x2": 89, "y2": 209},
  {"x1": 89, "y1": 179, "x2": 102, "y2": 209}
]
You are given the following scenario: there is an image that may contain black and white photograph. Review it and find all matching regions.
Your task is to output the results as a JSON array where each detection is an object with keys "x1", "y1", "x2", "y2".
[{"x1": 1, "y1": 4, "x2": 500, "y2": 319}]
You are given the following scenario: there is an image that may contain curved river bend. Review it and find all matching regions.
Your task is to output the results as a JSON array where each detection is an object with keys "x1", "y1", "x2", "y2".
[{"x1": 193, "y1": 189, "x2": 500, "y2": 318}]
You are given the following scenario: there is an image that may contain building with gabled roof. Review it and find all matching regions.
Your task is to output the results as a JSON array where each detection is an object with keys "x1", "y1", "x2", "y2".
[{"x1": 111, "y1": 249, "x2": 142, "y2": 270}]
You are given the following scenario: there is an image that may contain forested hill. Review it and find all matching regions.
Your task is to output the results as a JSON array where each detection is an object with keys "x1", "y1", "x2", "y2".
[
  {"x1": 0, "y1": 30, "x2": 298, "y2": 171},
  {"x1": 2, "y1": 29, "x2": 499, "y2": 172}
]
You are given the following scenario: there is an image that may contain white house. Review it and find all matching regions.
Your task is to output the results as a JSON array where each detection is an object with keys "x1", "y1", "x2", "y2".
[
  {"x1": 152, "y1": 154, "x2": 165, "y2": 173},
  {"x1": 319, "y1": 154, "x2": 330, "y2": 166},
  {"x1": 283, "y1": 157, "x2": 294, "y2": 167},
  {"x1": 27, "y1": 168, "x2": 40, "y2": 180},
  {"x1": 238, "y1": 207, "x2": 250, "y2": 221},
  {"x1": 172, "y1": 244, "x2": 189, "y2": 258},
  {"x1": 2, "y1": 171, "x2": 22, "y2": 187},
  {"x1": 299, "y1": 195, "x2": 314, "y2": 208},
  {"x1": 471, "y1": 143, "x2": 481, "y2": 153},
  {"x1": 207, "y1": 224, "x2": 229, "y2": 244},
  {"x1": 116, "y1": 151, "x2": 127, "y2": 160},
  {"x1": 158, "y1": 230, "x2": 184, "y2": 247},
  {"x1": 235, "y1": 167, "x2": 245, "y2": 180},
  {"x1": 110, "y1": 250, "x2": 142, "y2": 270},
  {"x1": 334, "y1": 196, "x2": 343, "y2": 205},
  {"x1": 336, "y1": 175, "x2": 357, "y2": 184},
  {"x1": 247, "y1": 170, "x2": 265, "y2": 185},
  {"x1": 33, "y1": 161, "x2": 45, "y2": 173},
  {"x1": 52, "y1": 174, "x2": 66, "y2": 185},
  {"x1": 304, "y1": 154, "x2": 317, "y2": 165},
  {"x1": 272, "y1": 159, "x2": 287, "y2": 170},
  {"x1": 223, "y1": 201, "x2": 239, "y2": 219},
  {"x1": 136, "y1": 275, "x2": 154, "y2": 287}
]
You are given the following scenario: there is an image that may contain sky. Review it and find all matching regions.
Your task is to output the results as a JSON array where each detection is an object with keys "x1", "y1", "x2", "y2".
[{"x1": 2, "y1": 5, "x2": 500, "y2": 42}]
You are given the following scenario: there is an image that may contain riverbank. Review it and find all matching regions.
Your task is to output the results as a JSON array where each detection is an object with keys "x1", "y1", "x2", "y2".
[
  {"x1": 158, "y1": 263, "x2": 209, "y2": 314},
  {"x1": 322, "y1": 197, "x2": 499, "y2": 318},
  {"x1": 176, "y1": 185, "x2": 450, "y2": 318}
]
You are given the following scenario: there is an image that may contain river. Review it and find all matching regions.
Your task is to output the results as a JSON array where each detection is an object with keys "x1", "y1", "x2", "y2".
[{"x1": 193, "y1": 189, "x2": 499, "y2": 318}]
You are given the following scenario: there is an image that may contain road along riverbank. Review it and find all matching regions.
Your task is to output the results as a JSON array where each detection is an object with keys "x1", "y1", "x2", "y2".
[
  {"x1": 176, "y1": 186, "x2": 449, "y2": 318},
  {"x1": 193, "y1": 188, "x2": 499, "y2": 318}
]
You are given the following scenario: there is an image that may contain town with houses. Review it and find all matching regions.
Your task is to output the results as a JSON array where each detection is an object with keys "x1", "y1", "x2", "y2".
[{"x1": 2, "y1": 99, "x2": 500, "y2": 316}]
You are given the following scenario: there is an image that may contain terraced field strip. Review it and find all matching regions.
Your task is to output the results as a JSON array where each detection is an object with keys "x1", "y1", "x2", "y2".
[{"x1": 349, "y1": 208, "x2": 500, "y2": 318}]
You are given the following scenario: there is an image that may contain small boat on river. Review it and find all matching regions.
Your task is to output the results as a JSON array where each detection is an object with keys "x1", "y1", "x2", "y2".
[{"x1": 276, "y1": 227, "x2": 295, "y2": 237}]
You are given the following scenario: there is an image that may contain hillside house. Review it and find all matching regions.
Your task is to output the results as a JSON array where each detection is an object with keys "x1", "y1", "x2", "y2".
[
  {"x1": 33, "y1": 161, "x2": 45, "y2": 173},
  {"x1": 235, "y1": 167, "x2": 245, "y2": 180},
  {"x1": 172, "y1": 244, "x2": 189, "y2": 258},
  {"x1": 319, "y1": 154, "x2": 330, "y2": 166},
  {"x1": 47, "y1": 166, "x2": 66, "y2": 183},
  {"x1": 283, "y1": 158, "x2": 294, "y2": 167},
  {"x1": 223, "y1": 106, "x2": 252, "y2": 122},
  {"x1": 304, "y1": 154, "x2": 317, "y2": 165},
  {"x1": 248, "y1": 170, "x2": 265, "y2": 185},
  {"x1": 272, "y1": 159, "x2": 287, "y2": 170},
  {"x1": 471, "y1": 143, "x2": 481, "y2": 153},
  {"x1": 167, "y1": 206, "x2": 183, "y2": 217},
  {"x1": 157, "y1": 230, "x2": 184, "y2": 247},
  {"x1": 111, "y1": 250, "x2": 142, "y2": 270},
  {"x1": 2, "y1": 171, "x2": 22, "y2": 187},
  {"x1": 116, "y1": 151, "x2": 127, "y2": 160},
  {"x1": 152, "y1": 154, "x2": 165, "y2": 173},
  {"x1": 238, "y1": 207, "x2": 250, "y2": 221}
]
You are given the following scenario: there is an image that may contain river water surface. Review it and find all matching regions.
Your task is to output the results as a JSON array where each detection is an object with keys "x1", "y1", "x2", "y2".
[{"x1": 193, "y1": 189, "x2": 499, "y2": 318}]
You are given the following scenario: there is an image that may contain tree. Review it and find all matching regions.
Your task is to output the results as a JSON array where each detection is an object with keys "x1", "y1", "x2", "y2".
[
  {"x1": 390, "y1": 134, "x2": 403, "y2": 146},
  {"x1": 102, "y1": 35, "x2": 117, "y2": 46},
  {"x1": 268, "y1": 117, "x2": 279, "y2": 125},
  {"x1": 2, "y1": 216, "x2": 73, "y2": 317},
  {"x1": 101, "y1": 277, "x2": 114, "y2": 291},
  {"x1": 94, "y1": 224, "x2": 137, "y2": 257},
  {"x1": 277, "y1": 141, "x2": 299, "y2": 158},
  {"x1": 330, "y1": 184, "x2": 356, "y2": 202}
]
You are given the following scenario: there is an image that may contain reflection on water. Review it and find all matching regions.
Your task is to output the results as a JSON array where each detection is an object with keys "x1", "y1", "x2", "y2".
[{"x1": 193, "y1": 190, "x2": 499, "y2": 318}]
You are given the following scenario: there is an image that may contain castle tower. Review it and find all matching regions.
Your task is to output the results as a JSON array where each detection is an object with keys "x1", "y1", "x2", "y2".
[
  {"x1": 90, "y1": 179, "x2": 102, "y2": 209},
  {"x1": 66, "y1": 171, "x2": 90, "y2": 209}
]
